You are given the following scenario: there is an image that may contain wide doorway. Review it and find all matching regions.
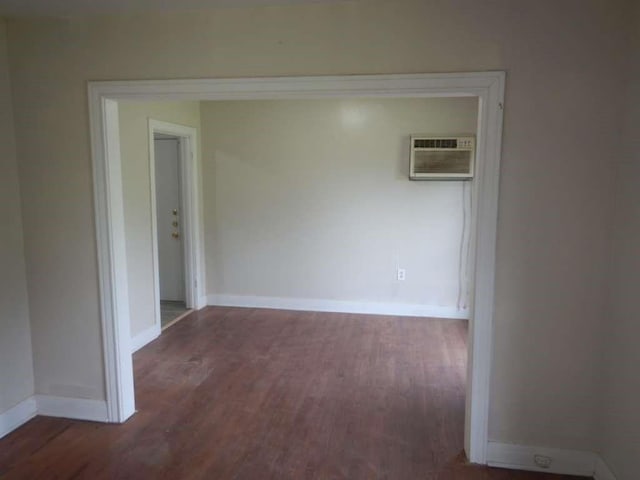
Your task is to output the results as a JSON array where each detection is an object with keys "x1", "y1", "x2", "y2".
[{"x1": 89, "y1": 73, "x2": 505, "y2": 464}]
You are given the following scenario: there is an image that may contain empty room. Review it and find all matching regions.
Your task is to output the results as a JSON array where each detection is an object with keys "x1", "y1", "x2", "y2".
[{"x1": 1, "y1": 1, "x2": 639, "y2": 480}]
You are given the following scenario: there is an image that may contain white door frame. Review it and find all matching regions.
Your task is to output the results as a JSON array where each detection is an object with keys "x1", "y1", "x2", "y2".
[
  {"x1": 88, "y1": 72, "x2": 505, "y2": 464},
  {"x1": 149, "y1": 120, "x2": 200, "y2": 328}
]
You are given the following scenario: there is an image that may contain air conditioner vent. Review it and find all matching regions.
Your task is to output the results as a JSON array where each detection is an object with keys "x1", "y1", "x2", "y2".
[{"x1": 414, "y1": 138, "x2": 458, "y2": 149}]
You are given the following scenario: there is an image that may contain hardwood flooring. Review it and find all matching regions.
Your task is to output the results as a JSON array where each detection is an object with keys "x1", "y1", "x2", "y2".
[{"x1": 0, "y1": 307, "x2": 586, "y2": 479}]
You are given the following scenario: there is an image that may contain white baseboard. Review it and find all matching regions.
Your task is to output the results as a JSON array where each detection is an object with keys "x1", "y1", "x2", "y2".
[
  {"x1": 35, "y1": 395, "x2": 109, "y2": 422},
  {"x1": 1, "y1": 394, "x2": 110, "y2": 438},
  {"x1": 487, "y1": 442, "x2": 617, "y2": 478},
  {"x1": 594, "y1": 456, "x2": 617, "y2": 480},
  {"x1": 130, "y1": 323, "x2": 161, "y2": 353},
  {"x1": 207, "y1": 294, "x2": 468, "y2": 319},
  {"x1": 197, "y1": 295, "x2": 208, "y2": 309},
  {"x1": 0, "y1": 396, "x2": 37, "y2": 439}
]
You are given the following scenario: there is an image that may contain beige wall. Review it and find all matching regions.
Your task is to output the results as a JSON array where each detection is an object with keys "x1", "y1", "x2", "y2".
[
  {"x1": 202, "y1": 98, "x2": 477, "y2": 310},
  {"x1": 4, "y1": 0, "x2": 628, "y2": 450},
  {"x1": 118, "y1": 100, "x2": 202, "y2": 338},
  {"x1": 601, "y1": 164, "x2": 640, "y2": 480},
  {"x1": 0, "y1": 18, "x2": 34, "y2": 414},
  {"x1": 599, "y1": 3, "x2": 640, "y2": 478}
]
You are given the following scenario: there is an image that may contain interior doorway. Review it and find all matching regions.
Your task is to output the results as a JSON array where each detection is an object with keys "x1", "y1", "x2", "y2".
[
  {"x1": 153, "y1": 133, "x2": 191, "y2": 329},
  {"x1": 148, "y1": 119, "x2": 202, "y2": 333},
  {"x1": 89, "y1": 73, "x2": 505, "y2": 464}
]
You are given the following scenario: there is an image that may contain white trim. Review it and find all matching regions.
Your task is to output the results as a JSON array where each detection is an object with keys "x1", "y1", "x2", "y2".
[
  {"x1": 464, "y1": 74, "x2": 505, "y2": 463},
  {"x1": 88, "y1": 73, "x2": 501, "y2": 100},
  {"x1": 197, "y1": 295, "x2": 208, "y2": 309},
  {"x1": 88, "y1": 96, "x2": 136, "y2": 423},
  {"x1": 594, "y1": 456, "x2": 617, "y2": 480},
  {"x1": 0, "y1": 397, "x2": 37, "y2": 439},
  {"x1": 1, "y1": 395, "x2": 116, "y2": 438},
  {"x1": 35, "y1": 395, "x2": 109, "y2": 423},
  {"x1": 148, "y1": 120, "x2": 202, "y2": 326},
  {"x1": 208, "y1": 294, "x2": 468, "y2": 319},
  {"x1": 88, "y1": 72, "x2": 505, "y2": 463},
  {"x1": 131, "y1": 323, "x2": 162, "y2": 353},
  {"x1": 487, "y1": 442, "x2": 597, "y2": 477}
]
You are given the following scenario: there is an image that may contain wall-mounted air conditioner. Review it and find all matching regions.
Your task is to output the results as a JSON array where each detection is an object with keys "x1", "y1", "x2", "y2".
[{"x1": 409, "y1": 135, "x2": 475, "y2": 180}]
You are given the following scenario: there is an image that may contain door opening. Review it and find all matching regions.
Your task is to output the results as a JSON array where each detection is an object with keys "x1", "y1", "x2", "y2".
[
  {"x1": 148, "y1": 119, "x2": 202, "y2": 337},
  {"x1": 89, "y1": 73, "x2": 505, "y2": 464},
  {"x1": 153, "y1": 133, "x2": 191, "y2": 329}
]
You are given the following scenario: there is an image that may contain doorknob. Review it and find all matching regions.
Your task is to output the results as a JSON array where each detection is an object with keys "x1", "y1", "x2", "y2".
[{"x1": 172, "y1": 232, "x2": 180, "y2": 239}]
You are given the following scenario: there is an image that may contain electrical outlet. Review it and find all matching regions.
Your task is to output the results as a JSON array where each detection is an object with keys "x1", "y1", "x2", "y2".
[
  {"x1": 533, "y1": 454, "x2": 552, "y2": 469},
  {"x1": 397, "y1": 268, "x2": 406, "y2": 281}
]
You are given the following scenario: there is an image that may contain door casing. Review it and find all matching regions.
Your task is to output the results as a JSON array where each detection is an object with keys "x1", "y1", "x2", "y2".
[{"x1": 88, "y1": 72, "x2": 505, "y2": 465}]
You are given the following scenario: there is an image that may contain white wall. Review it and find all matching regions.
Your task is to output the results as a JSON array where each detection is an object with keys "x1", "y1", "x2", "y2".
[
  {"x1": 4, "y1": 0, "x2": 628, "y2": 452},
  {"x1": 202, "y1": 98, "x2": 477, "y2": 314},
  {"x1": 118, "y1": 100, "x2": 202, "y2": 337},
  {"x1": 599, "y1": 3, "x2": 640, "y2": 478},
  {"x1": 0, "y1": 18, "x2": 34, "y2": 415}
]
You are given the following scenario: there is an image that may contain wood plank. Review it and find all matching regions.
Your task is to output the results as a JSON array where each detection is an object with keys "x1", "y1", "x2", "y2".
[{"x1": 0, "y1": 307, "x2": 586, "y2": 479}]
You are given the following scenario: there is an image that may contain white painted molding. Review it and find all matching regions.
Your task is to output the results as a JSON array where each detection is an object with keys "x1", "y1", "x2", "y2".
[
  {"x1": 88, "y1": 94, "x2": 136, "y2": 423},
  {"x1": 594, "y1": 456, "x2": 617, "y2": 480},
  {"x1": 208, "y1": 294, "x2": 468, "y2": 319},
  {"x1": 1, "y1": 395, "x2": 113, "y2": 438},
  {"x1": 0, "y1": 397, "x2": 37, "y2": 439},
  {"x1": 487, "y1": 442, "x2": 600, "y2": 477},
  {"x1": 35, "y1": 395, "x2": 109, "y2": 423},
  {"x1": 197, "y1": 295, "x2": 209, "y2": 309},
  {"x1": 89, "y1": 71, "x2": 505, "y2": 462},
  {"x1": 131, "y1": 323, "x2": 162, "y2": 353}
]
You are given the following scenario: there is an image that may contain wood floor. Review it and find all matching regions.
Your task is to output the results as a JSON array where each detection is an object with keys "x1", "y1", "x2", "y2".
[{"x1": 0, "y1": 307, "x2": 585, "y2": 479}]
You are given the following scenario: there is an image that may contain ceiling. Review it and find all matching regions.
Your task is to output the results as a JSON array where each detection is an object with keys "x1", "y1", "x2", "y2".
[{"x1": 0, "y1": 0, "x2": 352, "y2": 17}]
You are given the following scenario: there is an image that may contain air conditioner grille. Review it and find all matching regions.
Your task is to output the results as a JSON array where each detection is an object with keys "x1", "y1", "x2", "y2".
[{"x1": 414, "y1": 138, "x2": 458, "y2": 149}]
